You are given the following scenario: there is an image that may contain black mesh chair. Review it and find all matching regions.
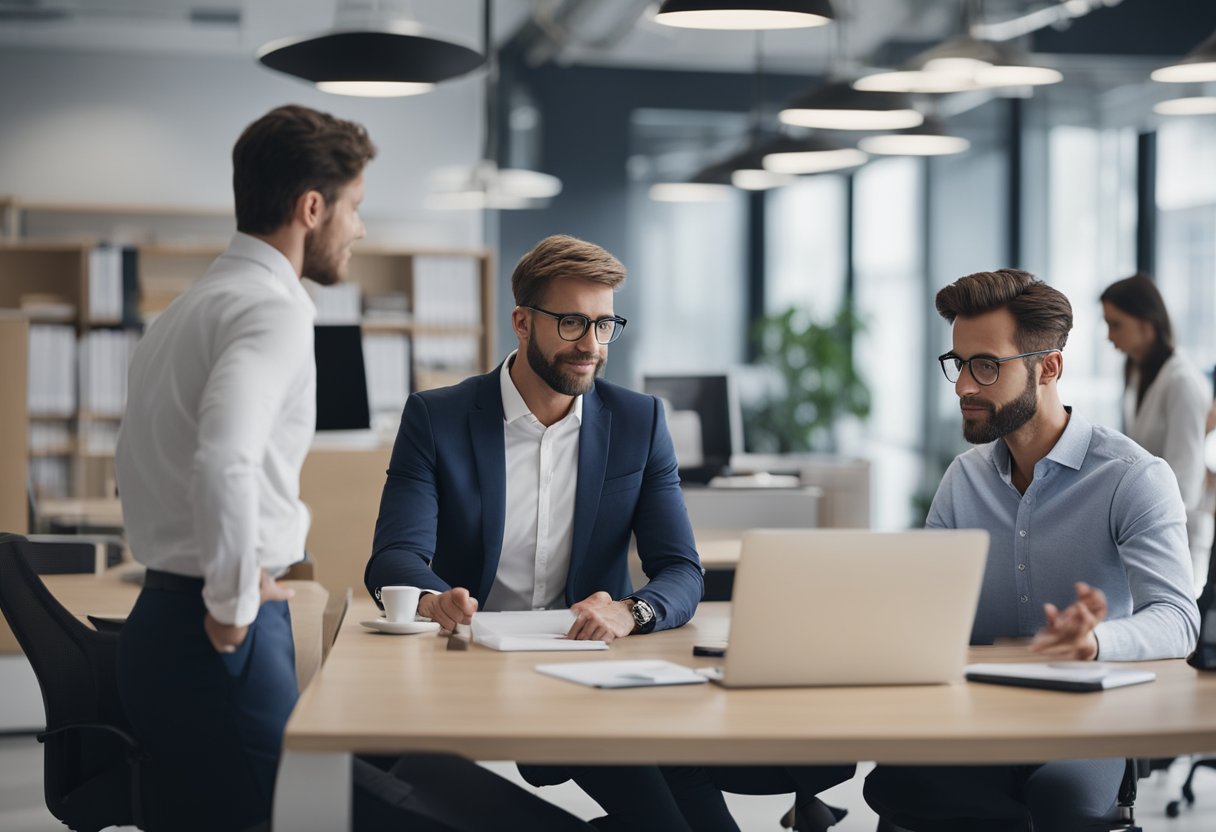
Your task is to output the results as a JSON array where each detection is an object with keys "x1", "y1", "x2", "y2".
[
  {"x1": 1166, "y1": 510, "x2": 1216, "y2": 818},
  {"x1": 871, "y1": 758, "x2": 1146, "y2": 832},
  {"x1": 0, "y1": 532, "x2": 146, "y2": 831}
]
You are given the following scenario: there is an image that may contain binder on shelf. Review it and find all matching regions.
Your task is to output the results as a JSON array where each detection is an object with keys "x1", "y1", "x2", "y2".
[
  {"x1": 87, "y1": 245, "x2": 123, "y2": 322},
  {"x1": 305, "y1": 280, "x2": 362, "y2": 325},
  {"x1": 79, "y1": 329, "x2": 138, "y2": 417},
  {"x1": 28, "y1": 324, "x2": 76, "y2": 417},
  {"x1": 121, "y1": 247, "x2": 141, "y2": 326},
  {"x1": 413, "y1": 256, "x2": 480, "y2": 327},
  {"x1": 30, "y1": 458, "x2": 71, "y2": 499},
  {"x1": 362, "y1": 332, "x2": 410, "y2": 416}
]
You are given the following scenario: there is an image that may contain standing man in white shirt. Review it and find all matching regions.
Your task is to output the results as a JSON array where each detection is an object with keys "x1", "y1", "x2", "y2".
[
  {"x1": 115, "y1": 104, "x2": 372, "y2": 831},
  {"x1": 115, "y1": 106, "x2": 591, "y2": 832}
]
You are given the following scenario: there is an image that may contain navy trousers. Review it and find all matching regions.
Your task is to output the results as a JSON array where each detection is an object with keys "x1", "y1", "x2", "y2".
[
  {"x1": 863, "y1": 760, "x2": 1125, "y2": 832},
  {"x1": 118, "y1": 586, "x2": 296, "y2": 832},
  {"x1": 119, "y1": 584, "x2": 594, "y2": 832}
]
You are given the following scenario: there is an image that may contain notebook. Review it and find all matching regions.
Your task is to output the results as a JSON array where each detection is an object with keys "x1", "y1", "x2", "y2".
[
  {"x1": 471, "y1": 610, "x2": 608, "y2": 652},
  {"x1": 536, "y1": 660, "x2": 708, "y2": 689},
  {"x1": 965, "y1": 662, "x2": 1157, "y2": 692},
  {"x1": 702, "y1": 529, "x2": 989, "y2": 687}
]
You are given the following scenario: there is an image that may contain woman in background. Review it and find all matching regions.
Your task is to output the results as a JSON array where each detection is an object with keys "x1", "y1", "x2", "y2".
[{"x1": 1102, "y1": 273, "x2": 1212, "y2": 589}]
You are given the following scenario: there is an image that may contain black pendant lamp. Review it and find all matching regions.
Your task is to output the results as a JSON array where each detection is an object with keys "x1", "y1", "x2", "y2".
[
  {"x1": 655, "y1": 0, "x2": 834, "y2": 31},
  {"x1": 258, "y1": 7, "x2": 483, "y2": 98}
]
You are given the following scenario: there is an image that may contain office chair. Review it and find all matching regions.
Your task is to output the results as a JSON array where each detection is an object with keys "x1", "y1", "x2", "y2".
[
  {"x1": 1165, "y1": 507, "x2": 1216, "y2": 818},
  {"x1": 871, "y1": 757, "x2": 1145, "y2": 832},
  {"x1": 0, "y1": 532, "x2": 146, "y2": 831}
]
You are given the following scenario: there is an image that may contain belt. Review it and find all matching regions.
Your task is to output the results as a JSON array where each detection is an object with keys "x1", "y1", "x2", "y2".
[{"x1": 143, "y1": 569, "x2": 205, "y2": 593}]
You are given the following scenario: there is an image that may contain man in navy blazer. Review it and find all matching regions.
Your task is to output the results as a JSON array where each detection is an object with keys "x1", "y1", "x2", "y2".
[
  {"x1": 365, "y1": 234, "x2": 710, "y2": 831},
  {"x1": 365, "y1": 366, "x2": 704, "y2": 630}
]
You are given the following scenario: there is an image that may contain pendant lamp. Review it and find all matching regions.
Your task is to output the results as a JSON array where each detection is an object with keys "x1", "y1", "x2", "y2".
[
  {"x1": 857, "y1": 118, "x2": 970, "y2": 156},
  {"x1": 1151, "y1": 30, "x2": 1216, "y2": 84},
  {"x1": 258, "y1": 3, "x2": 482, "y2": 98},
  {"x1": 780, "y1": 81, "x2": 923, "y2": 131},
  {"x1": 655, "y1": 0, "x2": 834, "y2": 31},
  {"x1": 426, "y1": 0, "x2": 561, "y2": 210},
  {"x1": 761, "y1": 134, "x2": 868, "y2": 175},
  {"x1": 854, "y1": 35, "x2": 1061, "y2": 94},
  {"x1": 1154, "y1": 96, "x2": 1216, "y2": 117}
]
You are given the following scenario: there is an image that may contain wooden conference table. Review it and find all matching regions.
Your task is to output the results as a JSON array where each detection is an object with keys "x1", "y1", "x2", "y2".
[{"x1": 274, "y1": 600, "x2": 1216, "y2": 831}]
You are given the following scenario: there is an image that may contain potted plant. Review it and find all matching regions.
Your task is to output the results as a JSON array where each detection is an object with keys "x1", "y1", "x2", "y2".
[{"x1": 744, "y1": 305, "x2": 871, "y2": 453}]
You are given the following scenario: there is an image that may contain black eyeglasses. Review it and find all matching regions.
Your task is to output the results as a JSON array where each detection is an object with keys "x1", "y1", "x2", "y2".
[
  {"x1": 525, "y1": 306, "x2": 628, "y2": 345},
  {"x1": 938, "y1": 349, "x2": 1060, "y2": 386}
]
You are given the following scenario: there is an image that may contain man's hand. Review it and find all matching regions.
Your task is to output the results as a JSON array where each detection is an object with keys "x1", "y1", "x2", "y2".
[
  {"x1": 1029, "y1": 581, "x2": 1108, "y2": 660},
  {"x1": 205, "y1": 570, "x2": 294, "y2": 653},
  {"x1": 566, "y1": 592, "x2": 635, "y2": 643},
  {"x1": 417, "y1": 587, "x2": 478, "y2": 632}
]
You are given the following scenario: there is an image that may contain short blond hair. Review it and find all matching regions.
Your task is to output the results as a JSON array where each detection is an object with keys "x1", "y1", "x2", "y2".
[{"x1": 511, "y1": 235, "x2": 626, "y2": 308}]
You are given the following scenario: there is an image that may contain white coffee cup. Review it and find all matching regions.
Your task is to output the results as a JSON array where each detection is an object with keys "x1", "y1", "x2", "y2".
[{"x1": 381, "y1": 586, "x2": 422, "y2": 624}]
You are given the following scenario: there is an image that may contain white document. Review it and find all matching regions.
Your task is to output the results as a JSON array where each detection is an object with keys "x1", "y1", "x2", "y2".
[
  {"x1": 536, "y1": 660, "x2": 709, "y2": 689},
  {"x1": 965, "y1": 662, "x2": 1157, "y2": 692},
  {"x1": 471, "y1": 610, "x2": 608, "y2": 652}
]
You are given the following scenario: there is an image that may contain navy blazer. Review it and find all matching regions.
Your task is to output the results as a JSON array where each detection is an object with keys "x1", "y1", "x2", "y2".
[{"x1": 365, "y1": 366, "x2": 705, "y2": 631}]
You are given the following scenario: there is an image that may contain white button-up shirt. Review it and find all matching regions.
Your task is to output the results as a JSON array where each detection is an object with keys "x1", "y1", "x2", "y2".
[
  {"x1": 116, "y1": 233, "x2": 316, "y2": 626},
  {"x1": 486, "y1": 352, "x2": 582, "y2": 611}
]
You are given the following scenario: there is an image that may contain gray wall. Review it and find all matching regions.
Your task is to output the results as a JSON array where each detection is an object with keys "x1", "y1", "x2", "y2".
[{"x1": 0, "y1": 46, "x2": 485, "y2": 247}]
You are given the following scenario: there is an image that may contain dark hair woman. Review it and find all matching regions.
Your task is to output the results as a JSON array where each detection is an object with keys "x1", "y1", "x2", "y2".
[{"x1": 1101, "y1": 273, "x2": 1211, "y2": 588}]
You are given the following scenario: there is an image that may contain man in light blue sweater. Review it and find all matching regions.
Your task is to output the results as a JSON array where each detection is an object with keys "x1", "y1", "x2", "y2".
[{"x1": 864, "y1": 268, "x2": 1199, "y2": 831}]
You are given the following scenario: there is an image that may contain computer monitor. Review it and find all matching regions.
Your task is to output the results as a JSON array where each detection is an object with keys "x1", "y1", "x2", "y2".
[
  {"x1": 314, "y1": 325, "x2": 371, "y2": 431},
  {"x1": 642, "y1": 373, "x2": 742, "y2": 485}
]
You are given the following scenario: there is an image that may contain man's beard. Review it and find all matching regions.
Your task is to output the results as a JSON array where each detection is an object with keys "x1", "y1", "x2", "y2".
[
  {"x1": 302, "y1": 213, "x2": 344, "y2": 287},
  {"x1": 526, "y1": 334, "x2": 604, "y2": 396},
  {"x1": 961, "y1": 369, "x2": 1038, "y2": 444}
]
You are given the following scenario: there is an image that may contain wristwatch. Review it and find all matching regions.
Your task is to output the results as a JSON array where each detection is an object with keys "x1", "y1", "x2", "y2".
[{"x1": 626, "y1": 596, "x2": 656, "y2": 634}]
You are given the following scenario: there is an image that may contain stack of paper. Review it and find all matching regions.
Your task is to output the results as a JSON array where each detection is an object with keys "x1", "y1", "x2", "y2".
[{"x1": 471, "y1": 610, "x2": 608, "y2": 652}]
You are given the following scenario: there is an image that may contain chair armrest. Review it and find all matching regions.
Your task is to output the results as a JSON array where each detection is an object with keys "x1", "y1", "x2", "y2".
[{"x1": 37, "y1": 722, "x2": 140, "y2": 754}]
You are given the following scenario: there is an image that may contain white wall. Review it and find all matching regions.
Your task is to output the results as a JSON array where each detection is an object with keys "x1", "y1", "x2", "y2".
[{"x1": 0, "y1": 46, "x2": 484, "y2": 247}]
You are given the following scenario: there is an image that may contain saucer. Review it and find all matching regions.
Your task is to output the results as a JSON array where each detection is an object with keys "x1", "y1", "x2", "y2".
[{"x1": 360, "y1": 618, "x2": 441, "y2": 635}]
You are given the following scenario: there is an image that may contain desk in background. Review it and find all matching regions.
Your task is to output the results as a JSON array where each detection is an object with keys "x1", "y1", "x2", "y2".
[{"x1": 275, "y1": 600, "x2": 1216, "y2": 831}]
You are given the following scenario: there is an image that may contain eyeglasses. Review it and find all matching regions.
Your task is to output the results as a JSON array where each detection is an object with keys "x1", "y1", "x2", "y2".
[
  {"x1": 938, "y1": 349, "x2": 1060, "y2": 386},
  {"x1": 525, "y1": 306, "x2": 628, "y2": 345}
]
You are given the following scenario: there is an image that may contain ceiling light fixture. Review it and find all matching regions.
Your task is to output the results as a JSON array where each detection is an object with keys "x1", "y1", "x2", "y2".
[
  {"x1": 427, "y1": 1, "x2": 561, "y2": 211},
  {"x1": 761, "y1": 134, "x2": 868, "y2": 175},
  {"x1": 1153, "y1": 96, "x2": 1216, "y2": 117},
  {"x1": 857, "y1": 118, "x2": 970, "y2": 156},
  {"x1": 257, "y1": 3, "x2": 483, "y2": 98},
  {"x1": 648, "y1": 182, "x2": 736, "y2": 202},
  {"x1": 780, "y1": 81, "x2": 924, "y2": 131},
  {"x1": 654, "y1": 0, "x2": 835, "y2": 31},
  {"x1": 1151, "y1": 30, "x2": 1216, "y2": 84},
  {"x1": 854, "y1": 35, "x2": 1061, "y2": 94}
]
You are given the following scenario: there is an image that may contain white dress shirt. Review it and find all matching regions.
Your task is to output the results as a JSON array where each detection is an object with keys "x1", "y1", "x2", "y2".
[
  {"x1": 116, "y1": 233, "x2": 316, "y2": 627},
  {"x1": 486, "y1": 352, "x2": 582, "y2": 611}
]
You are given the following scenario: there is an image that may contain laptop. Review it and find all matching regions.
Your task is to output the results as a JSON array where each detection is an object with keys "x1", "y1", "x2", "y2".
[{"x1": 702, "y1": 528, "x2": 989, "y2": 688}]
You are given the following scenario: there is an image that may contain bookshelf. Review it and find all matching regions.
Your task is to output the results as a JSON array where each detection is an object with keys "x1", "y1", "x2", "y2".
[{"x1": 0, "y1": 197, "x2": 496, "y2": 500}]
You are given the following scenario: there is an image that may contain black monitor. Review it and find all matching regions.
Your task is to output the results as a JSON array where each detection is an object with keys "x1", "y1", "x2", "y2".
[
  {"x1": 642, "y1": 373, "x2": 741, "y2": 485},
  {"x1": 313, "y1": 325, "x2": 371, "y2": 431}
]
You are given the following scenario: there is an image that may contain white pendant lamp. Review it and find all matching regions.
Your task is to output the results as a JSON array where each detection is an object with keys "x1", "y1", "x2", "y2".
[
  {"x1": 427, "y1": 1, "x2": 561, "y2": 211},
  {"x1": 858, "y1": 119, "x2": 970, "y2": 156},
  {"x1": 1151, "y1": 30, "x2": 1216, "y2": 84}
]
